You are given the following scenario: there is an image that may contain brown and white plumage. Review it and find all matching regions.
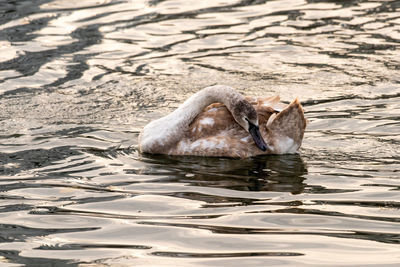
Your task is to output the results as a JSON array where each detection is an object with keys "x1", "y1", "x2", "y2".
[{"x1": 139, "y1": 85, "x2": 306, "y2": 158}]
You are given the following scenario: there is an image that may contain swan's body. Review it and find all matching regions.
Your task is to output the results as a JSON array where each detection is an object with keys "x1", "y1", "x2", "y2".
[{"x1": 139, "y1": 85, "x2": 306, "y2": 158}]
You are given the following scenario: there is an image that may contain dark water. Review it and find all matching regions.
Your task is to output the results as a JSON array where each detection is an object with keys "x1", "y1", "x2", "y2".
[{"x1": 1, "y1": 0, "x2": 400, "y2": 266}]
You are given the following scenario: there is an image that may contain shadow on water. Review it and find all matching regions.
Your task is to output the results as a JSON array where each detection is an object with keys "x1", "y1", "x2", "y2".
[
  {"x1": 0, "y1": 223, "x2": 97, "y2": 267},
  {"x1": 135, "y1": 152, "x2": 353, "y2": 203},
  {"x1": 0, "y1": 126, "x2": 99, "y2": 176},
  {"x1": 139, "y1": 153, "x2": 308, "y2": 194},
  {"x1": 0, "y1": 146, "x2": 82, "y2": 176}
]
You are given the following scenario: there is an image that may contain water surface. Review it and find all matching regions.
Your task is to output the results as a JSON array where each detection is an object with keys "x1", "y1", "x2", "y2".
[{"x1": 0, "y1": 0, "x2": 399, "y2": 266}]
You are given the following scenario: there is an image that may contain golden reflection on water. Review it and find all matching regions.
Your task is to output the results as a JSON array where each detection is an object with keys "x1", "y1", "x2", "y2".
[{"x1": 0, "y1": 0, "x2": 399, "y2": 266}]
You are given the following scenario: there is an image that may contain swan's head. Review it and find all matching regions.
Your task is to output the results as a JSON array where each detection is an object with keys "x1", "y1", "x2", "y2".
[{"x1": 232, "y1": 100, "x2": 268, "y2": 151}]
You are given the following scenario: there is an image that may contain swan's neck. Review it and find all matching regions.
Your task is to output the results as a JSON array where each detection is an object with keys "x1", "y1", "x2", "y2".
[
  {"x1": 139, "y1": 85, "x2": 244, "y2": 153},
  {"x1": 171, "y1": 85, "x2": 239, "y2": 128}
]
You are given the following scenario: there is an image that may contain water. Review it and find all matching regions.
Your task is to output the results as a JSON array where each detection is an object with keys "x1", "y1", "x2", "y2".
[{"x1": 0, "y1": 0, "x2": 399, "y2": 266}]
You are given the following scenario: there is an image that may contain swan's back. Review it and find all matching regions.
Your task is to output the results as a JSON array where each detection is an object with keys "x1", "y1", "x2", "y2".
[{"x1": 168, "y1": 96, "x2": 306, "y2": 158}]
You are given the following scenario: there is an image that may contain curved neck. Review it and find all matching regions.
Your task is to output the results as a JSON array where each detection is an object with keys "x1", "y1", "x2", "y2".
[
  {"x1": 171, "y1": 85, "x2": 243, "y2": 127},
  {"x1": 139, "y1": 85, "x2": 246, "y2": 154}
]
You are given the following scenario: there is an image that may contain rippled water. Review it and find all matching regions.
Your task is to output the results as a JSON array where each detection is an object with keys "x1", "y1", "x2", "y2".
[{"x1": 1, "y1": 0, "x2": 400, "y2": 266}]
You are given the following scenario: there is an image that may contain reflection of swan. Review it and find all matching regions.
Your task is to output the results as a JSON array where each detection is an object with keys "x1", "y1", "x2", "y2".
[
  {"x1": 139, "y1": 153, "x2": 308, "y2": 194},
  {"x1": 139, "y1": 85, "x2": 306, "y2": 158}
]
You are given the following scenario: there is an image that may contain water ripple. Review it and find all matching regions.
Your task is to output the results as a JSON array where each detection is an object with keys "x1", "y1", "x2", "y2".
[{"x1": 1, "y1": 0, "x2": 400, "y2": 266}]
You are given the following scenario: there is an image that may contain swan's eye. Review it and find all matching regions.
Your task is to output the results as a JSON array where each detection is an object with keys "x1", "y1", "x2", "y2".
[{"x1": 245, "y1": 118, "x2": 258, "y2": 131}]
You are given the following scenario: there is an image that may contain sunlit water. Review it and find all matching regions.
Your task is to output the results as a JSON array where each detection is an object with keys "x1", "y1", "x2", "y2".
[{"x1": 0, "y1": 0, "x2": 399, "y2": 266}]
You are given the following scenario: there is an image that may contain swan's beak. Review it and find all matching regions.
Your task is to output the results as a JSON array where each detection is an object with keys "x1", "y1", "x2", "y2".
[{"x1": 248, "y1": 122, "x2": 268, "y2": 151}]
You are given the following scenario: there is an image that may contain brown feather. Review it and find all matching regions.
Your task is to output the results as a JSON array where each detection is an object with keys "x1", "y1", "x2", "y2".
[{"x1": 169, "y1": 96, "x2": 307, "y2": 158}]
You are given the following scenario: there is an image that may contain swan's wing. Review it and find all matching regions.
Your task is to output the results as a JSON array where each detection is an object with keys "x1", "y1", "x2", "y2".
[
  {"x1": 189, "y1": 103, "x2": 236, "y2": 139},
  {"x1": 185, "y1": 103, "x2": 258, "y2": 157},
  {"x1": 173, "y1": 134, "x2": 254, "y2": 158}
]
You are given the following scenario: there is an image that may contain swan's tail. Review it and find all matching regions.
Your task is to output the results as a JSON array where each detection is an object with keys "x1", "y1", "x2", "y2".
[{"x1": 266, "y1": 98, "x2": 307, "y2": 154}]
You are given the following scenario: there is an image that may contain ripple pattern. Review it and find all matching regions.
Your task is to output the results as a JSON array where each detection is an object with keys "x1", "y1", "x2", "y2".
[{"x1": 0, "y1": 0, "x2": 399, "y2": 266}]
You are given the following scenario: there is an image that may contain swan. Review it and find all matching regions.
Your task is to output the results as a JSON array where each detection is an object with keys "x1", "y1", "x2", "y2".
[{"x1": 139, "y1": 85, "x2": 306, "y2": 158}]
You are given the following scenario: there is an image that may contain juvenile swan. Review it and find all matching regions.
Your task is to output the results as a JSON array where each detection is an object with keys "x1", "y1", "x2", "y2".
[{"x1": 139, "y1": 85, "x2": 306, "y2": 158}]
